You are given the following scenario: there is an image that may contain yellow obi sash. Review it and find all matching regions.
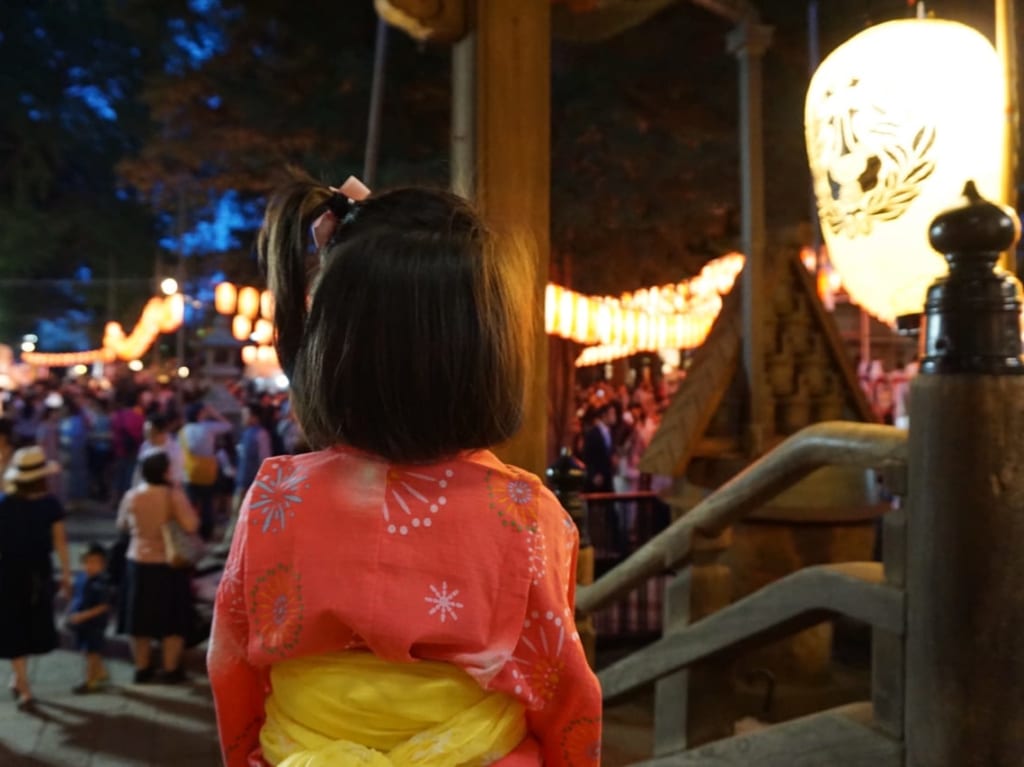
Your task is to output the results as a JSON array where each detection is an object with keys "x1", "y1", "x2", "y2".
[{"x1": 260, "y1": 651, "x2": 527, "y2": 767}]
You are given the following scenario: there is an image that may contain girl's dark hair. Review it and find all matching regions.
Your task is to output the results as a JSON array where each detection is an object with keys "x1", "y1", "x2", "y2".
[
  {"x1": 258, "y1": 168, "x2": 533, "y2": 464},
  {"x1": 140, "y1": 451, "x2": 171, "y2": 486}
]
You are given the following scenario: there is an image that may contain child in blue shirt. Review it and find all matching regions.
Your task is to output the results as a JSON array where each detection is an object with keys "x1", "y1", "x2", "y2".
[{"x1": 67, "y1": 543, "x2": 112, "y2": 693}]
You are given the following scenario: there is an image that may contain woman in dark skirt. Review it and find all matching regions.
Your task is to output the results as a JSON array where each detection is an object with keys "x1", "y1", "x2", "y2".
[
  {"x1": 116, "y1": 451, "x2": 199, "y2": 683},
  {"x1": 0, "y1": 446, "x2": 72, "y2": 708}
]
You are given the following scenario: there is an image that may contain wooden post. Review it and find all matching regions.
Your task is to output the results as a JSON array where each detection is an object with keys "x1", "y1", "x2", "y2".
[
  {"x1": 905, "y1": 377, "x2": 1024, "y2": 766},
  {"x1": 727, "y1": 22, "x2": 773, "y2": 456},
  {"x1": 450, "y1": 29, "x2": 475, "y2": 200},
  {"x1": 654, "y1": 528, "x2": 735, "y2": 755},
  {"x1": 472, "y1": 0, "x2": 551, "y2": 478},
  {"x1": 996, "y1": 0, "x2": 1018, "y2": 273},
  {"x1": 904, "y1": 189, "x2": 1024, "y2": 766},
  {"x1": 871, "y1": 505, "x2": 906, "y2": 740}
]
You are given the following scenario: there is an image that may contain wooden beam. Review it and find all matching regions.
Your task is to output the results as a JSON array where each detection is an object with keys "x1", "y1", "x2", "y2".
[
  {"x1": 638, "y1": 287, "x2": 742, "y2": 478},
  {"x1": 689, "y1": 0, "x2": 759, "y2": 23},
  {"x1": 374, "y1": 0, "x2": 467, "y2": 43},
  {"x1": 788, "y1": 254, "x2": 876, "y2": 423},
  {"x1": 473, "y1": 0, "x2": 551, "y2": 478}
]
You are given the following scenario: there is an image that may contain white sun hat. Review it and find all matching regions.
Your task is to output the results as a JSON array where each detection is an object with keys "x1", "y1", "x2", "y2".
[{"x1": 4, "y1": 445, "x2": 60, "y2": 485}]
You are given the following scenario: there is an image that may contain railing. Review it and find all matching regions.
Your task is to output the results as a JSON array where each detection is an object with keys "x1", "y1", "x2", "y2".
[
  {"x1": 582, "y1": 491, "x2": 671, "y2": 643},
  {"x1": 574, "y1": 421, "x2": 909, "y2": 762},
  {"x1": 577, "y1": 421, "x2": 906, "y2": 615}
]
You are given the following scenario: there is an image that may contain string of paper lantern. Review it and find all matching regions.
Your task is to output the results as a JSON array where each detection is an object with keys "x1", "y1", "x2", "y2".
[
  {"x1": 216, "y1": 252, "x2": 745, "y2": 372},
  {"x1": 21, "y1": 294, "x2": 185, "y2": 368},
  {"x1": 542, "y1": 252, "x2": 744, "y2": 366},
  {"x1": 241, "y1": 344, "x2": 279, "y2": 367},
  {"x1": 214, "y1": 282, "x2": 275, "y2": 343}
]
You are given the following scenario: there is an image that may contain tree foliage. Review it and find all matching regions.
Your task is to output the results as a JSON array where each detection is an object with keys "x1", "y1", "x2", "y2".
[
  {"x1": 0, "y1": 0, "x2": 164, "y2": 344},
  {"x1": 551, "y1": 4, "x2": 743, "y2": 296},
  {"x1": 5, "y1": 0, "x2": 1015, "y2": 349},
  {"x1": 116, "y1": 0, "x2": 451, "y2": 285}
]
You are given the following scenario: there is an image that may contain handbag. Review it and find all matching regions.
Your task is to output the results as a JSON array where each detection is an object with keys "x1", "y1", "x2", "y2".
[
  {"x1": 162, "y1": 488, "x2": 205, "y2": 568},
  {"x1": 107, "y1": 530, "x2": 130, "y2": 585}
]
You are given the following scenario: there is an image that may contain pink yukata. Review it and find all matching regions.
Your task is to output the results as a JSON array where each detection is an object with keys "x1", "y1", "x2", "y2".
[{"x1": 208, "y1": 445, "x2": 603, "y2": 766}]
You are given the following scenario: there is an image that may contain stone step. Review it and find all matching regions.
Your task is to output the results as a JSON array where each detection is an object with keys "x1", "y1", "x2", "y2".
[{"x1": 630, "y1": 703, "x2": 900, "y2": 767}]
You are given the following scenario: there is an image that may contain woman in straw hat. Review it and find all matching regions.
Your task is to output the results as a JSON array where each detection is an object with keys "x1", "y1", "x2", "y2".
[{"x1": 0, "y1": 445, "x2": 72, "y2": 708}]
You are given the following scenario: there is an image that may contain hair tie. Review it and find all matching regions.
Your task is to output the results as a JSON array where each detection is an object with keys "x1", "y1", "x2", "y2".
[{"x1": 310, "y1": 176, "x2": 372, "y2": 249}]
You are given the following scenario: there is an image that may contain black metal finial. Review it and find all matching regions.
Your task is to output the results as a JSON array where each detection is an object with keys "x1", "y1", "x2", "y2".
[
  {"x1": 545, "y1": 447, "x2": 590, "y2": 547},
  {"x1": 921, "y1": 180, "x2": 1024, "y2": 375},
  {"x1": 928, "y1": 180, "x2": 1020, "y2": 259}
]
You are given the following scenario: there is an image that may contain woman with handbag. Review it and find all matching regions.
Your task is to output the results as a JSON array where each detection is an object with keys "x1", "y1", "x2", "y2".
[{"x1": 116, "y1": 451, "x2": 199, "y2": 683}]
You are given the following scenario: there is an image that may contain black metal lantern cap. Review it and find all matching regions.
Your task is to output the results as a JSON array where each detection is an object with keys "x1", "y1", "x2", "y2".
[
  {"x1": 546, "y1": 447, "x2": 590, "y2": 546},
  {"x1": 920, "y1": 181, "x2": 1024, "y2": 375}
]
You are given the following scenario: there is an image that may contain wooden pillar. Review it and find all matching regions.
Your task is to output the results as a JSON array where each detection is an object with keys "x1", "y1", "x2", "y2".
[
  {"x1": 905, "y1": 375, "x2": 1024, "y2": 765},
  {"x1": 996, "y1": 0, "x2": 1018, "y2": 273},
  {"x1": 471, "y1": 0, "x2": 551, "y2": 478},
  {"x1": 450, "y1": 29, "x2": 476, "y2": 200},
  {"x1": 727, "y1": 23, "x2": 773, "y2": 456}
]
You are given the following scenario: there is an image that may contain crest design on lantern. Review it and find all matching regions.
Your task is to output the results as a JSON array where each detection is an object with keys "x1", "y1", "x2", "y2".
[{"x1": 808, "y1": 77, "x2": 937, "y2": 238}]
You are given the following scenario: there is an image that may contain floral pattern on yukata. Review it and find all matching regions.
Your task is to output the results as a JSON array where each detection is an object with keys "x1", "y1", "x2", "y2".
[
  {"x1": 424, "y1": 581, "x2": 464, "y2": 623},
  {"x1": 511, "y1": 608, "x2": 569, "y2": 708},
  {"x1": 224, "y1": 718, "x2": 263, "y2": 762},
  {"x1": 208, "y1": 448, "x2": 602, "y2": 767},
  {"x1": 561, "y1": 717, "x2": 602, "y2": 766},
  {"x1": 250, "y1": 564, "x2": 304, "y2": 655},
  {"x1": 561, "y1": 515, "x2": 577, "y2": 574},
  {"x1": 488, "y1": 468, "x2": 539, "y2": 533},
  {"x1": 382, "y1": 467, "x2": 453, "y2": 536},
  {"x1": 249, "y1": 463, "x2": 308, "y2": 534},
  {"x1": 218, "y1": 549, "x2": 248, "y2": 633},
  {"x1": 527, "y1": 525, "x2": 547, "y2": 586}
]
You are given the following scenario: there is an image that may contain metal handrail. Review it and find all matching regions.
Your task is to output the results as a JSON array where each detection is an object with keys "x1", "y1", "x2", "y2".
[{"x1": 575, "y1": 421, "x2": 907, "y2": 615}]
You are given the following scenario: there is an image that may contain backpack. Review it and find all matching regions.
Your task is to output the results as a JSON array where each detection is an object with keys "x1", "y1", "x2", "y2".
[{"x1": 181, "y1": 426, "x2": 219, "y2": 486}]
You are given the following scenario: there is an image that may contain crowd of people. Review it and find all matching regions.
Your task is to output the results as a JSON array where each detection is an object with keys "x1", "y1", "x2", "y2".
[
  {"x1": 0, "y1": 374, "x2": 300, "y2": 706},
  {"x1": 857, "y1": 356, "x2": 918, "y2": 428},
  {"x1": 571, "y1": 376, "x2": 676, "y2": 492},
  {"x1": 570, "y1": 375, "x2": 678, "y2": 556}
]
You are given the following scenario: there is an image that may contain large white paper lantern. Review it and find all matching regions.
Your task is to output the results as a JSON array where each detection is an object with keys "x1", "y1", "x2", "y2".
[{"x1": 806, "y1": 19, "x2": 1007, "y2": 324}]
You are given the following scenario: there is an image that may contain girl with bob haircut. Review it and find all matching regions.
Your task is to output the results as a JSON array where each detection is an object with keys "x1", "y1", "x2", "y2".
[{"x1": 208, "y1": 171, "x2": 602, "y2": 767}]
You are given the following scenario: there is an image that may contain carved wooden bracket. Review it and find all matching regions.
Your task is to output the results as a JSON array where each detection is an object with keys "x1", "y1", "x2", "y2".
[{"x1": 374, "y1": 0, "x2": 468, "y2": 43}]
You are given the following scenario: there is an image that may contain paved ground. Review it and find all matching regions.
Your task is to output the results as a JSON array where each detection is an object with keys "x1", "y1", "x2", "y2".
[
  {"x1": 0, "y1": 503, "x2": 656, "y2": 766},
  {"x1": 0, "y1": 650, "x2": 222, "y2": 767},
  {"x1": 0, "y1": 649, "x2": 652, "y2": 766},
  {"x1": 0, "y1": 503, "x2": 222, "y2": 766}
]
